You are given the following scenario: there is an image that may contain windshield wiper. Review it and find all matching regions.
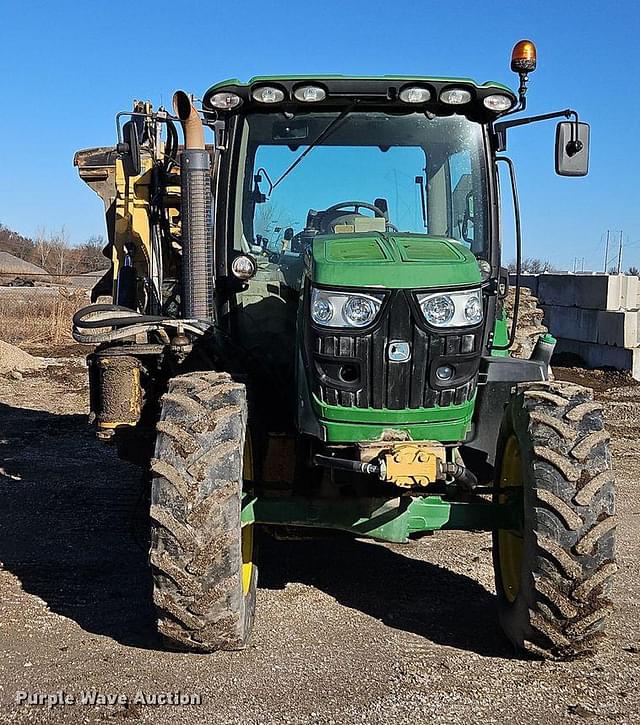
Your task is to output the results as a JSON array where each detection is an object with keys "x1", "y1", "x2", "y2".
[{"x1": 271, "y1": 104, "x2": 355, "y2": 191}]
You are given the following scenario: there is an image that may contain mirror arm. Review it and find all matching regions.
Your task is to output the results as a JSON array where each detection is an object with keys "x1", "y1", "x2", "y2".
[
  {"x1": 494, "y1": 108, "x2": 579, "y2": 152},
  {"x1": 255, "y1": 166, "x2": 274, "y2": 198},
  {"x1": 415, "y1": 175, "x2": 427, "y2": 230}
]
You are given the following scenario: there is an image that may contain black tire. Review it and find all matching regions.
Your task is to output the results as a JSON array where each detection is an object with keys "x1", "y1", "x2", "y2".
[
  {"x1": 493, "y1": 381, "x2": 616, "y2": 660},
  {"x1": 149, "y1": 371, "x2": 257, "y2": 652}
]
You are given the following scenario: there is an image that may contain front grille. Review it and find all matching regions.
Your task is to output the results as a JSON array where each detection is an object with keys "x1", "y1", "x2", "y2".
[{"x1": 308, "y1": 289, "x2": 482, "y2": 410}]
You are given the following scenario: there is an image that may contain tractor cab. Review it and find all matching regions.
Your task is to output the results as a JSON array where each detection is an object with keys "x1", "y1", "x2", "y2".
[{"x1": 209, "y1": 78, "x2": 513, "y2": 439}]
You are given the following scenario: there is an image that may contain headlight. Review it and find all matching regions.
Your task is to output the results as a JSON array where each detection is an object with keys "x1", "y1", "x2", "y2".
[
  {"x1": 312, "y1": 296, "x2": 333, "y2": 323},
  {"x1": 423, "y1": 295, "x2": 455, "y2": 326},
  {"x1": 440, "y1": 87, "x2": 472, "y2": 105},
  {"x1": 293, "y1": 84, "x2": 326, "y2": 102},
  {"x1": 417, "y1": 289, "x2": 483, "y2": 328},
  {"x1": 483, "y1": 94, "x2": 513, "y2": 112},
  {"x1": 310, "y1": 288, "x2": 383, "y2": 328},
  {"x1": 399, "y1": 86, "x2": 431, "y2": 104},
  {"x1": 231, "y1": 254, "x2": 257, "y2": 280},
  {"x1": 209, "y1": 92, "x2": 242, "y2": 110},
  {"x1": 251, "y1": 86, "x2": 285, "y2": 104}
]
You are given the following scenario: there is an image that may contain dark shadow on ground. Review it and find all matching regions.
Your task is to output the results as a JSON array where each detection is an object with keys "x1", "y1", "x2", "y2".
[
  {"x1": 0, "y1": 401, "x2": 511, "y2": 658},
  {"x1": 0, "y1": 402, "x2": 157, "y2": 649},
  {"x1": 257, "y1": 531, "x2": 513, "y2": 658}
]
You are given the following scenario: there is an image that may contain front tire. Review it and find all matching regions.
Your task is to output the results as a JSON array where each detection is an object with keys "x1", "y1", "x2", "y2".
[
  {"x1": 493, "y1": 381, "x2": 616, "y2": 659},
  {"x1": 149, "y1": 371, "x2": 257, "y2": 652}
]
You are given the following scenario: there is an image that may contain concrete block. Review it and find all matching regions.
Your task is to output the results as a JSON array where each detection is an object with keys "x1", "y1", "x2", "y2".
[
  {"x1": 554, "y1": 338, "x2": 640, "y2": 380},
  {"x1": 509, "y1": 274, "x2": 539, "y2": 296},
  {"x1": 537, "y1": 274, "x2": 576, "y2": 306},
  {"x1": 537, "y1": 274, "x2": 639, "y2": 311},
  {"x1": 577, "y1": 274, "x2": 638, "y2": 311},
  {"x1": 542, "y1": 305, "x2": 640, "y2": 348}
]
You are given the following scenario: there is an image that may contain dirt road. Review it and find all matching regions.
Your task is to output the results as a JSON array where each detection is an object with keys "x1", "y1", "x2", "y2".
[{"x1": 0, "y1": 356, "x2": 639, "y2": 724}]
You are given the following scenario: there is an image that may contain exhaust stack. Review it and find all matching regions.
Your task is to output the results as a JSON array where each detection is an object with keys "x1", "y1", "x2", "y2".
[{"x1": 173, "y1": 91, "x2": 214, "y2": 320}]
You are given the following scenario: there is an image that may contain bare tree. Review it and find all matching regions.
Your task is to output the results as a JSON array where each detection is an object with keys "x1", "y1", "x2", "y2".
[
  {"x1": 47, "y1": 227, "x2": 73, "y2": 276},
  {"x1": 507, "y1": 258, "x2": 555, "y2": 273},
  {"x1": 76, "y1": 235, "x2": 107, "y2": 271},
  {"x1": 33, "y1": 227, "x2": 53, "y2": 270},
  {"x1": 255, "y1": 202, "x2": 296, "y2": 241}
]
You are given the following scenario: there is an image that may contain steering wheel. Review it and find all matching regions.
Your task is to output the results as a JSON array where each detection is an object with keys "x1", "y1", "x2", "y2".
[
  {"x1": 323, "y1": 201, "x2": 386, "y2": 217},
  {"x1": 315, "y1": 200, "x2": 388, "y2": 235}
]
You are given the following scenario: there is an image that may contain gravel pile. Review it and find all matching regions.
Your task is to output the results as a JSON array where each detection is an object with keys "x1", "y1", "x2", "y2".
[
  {"x1": 0, "y1": 339, "x2": 45, "y2": 376},
  {"x1": 505, "y1": 286, "x2": 548, "y2": 358}
]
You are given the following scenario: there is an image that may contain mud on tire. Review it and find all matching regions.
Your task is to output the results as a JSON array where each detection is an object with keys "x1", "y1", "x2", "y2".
[
  {"x1": 149, "y1": 371, "x2": 256, "y2": 652},
  {"x1": 493, "y1": 381, "x2": 616, "y2": 660}
]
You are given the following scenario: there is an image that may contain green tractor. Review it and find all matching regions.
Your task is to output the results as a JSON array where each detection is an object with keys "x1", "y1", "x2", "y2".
[{"x1": 74, "y1": 39, "x2": 615, "y2": 659}]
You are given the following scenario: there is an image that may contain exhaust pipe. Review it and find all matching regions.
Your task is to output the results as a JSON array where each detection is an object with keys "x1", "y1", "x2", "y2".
[
  {"x1": 173, "y1": 91, "x2": 214, "y2": 320},
  {"x1": 173, "y1": 90, "x2": 205, "y2": 150}
]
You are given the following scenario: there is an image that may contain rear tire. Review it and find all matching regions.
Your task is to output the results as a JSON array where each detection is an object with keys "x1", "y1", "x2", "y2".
[
  {"x1": 149, "y1": 371, "x2": 257, "y2": 652},
  {"x1": 493, "y1": 381, "x2": 616, "y2": 660}
]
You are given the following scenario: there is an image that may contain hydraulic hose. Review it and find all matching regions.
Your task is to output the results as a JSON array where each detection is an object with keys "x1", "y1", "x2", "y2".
[
  {"x1": 73, "y1": 303, "x2": 171, "y2": 329},
  {"x1": 72, "y1": 303, "x2": 210, "y2": 345},
  {"x1": 313, "y1": 454, "x2": 381, "y2": 476},
  {"x1": 443, "y1": 462, "x2": 478, "y2": 491}
]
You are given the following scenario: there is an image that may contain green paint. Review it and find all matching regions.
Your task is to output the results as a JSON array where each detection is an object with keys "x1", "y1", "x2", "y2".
[
  {"x1": 320, "y1": 418, "x2": 472, "y2": 443},
  {"x1": 241, "y1": 493, "x2": 518, "y2": 543},
  {"x1": 312, "y1": 233, "x2": 482, "y2": 289},
  {"x1": 491, "y1": 313, "x2": 510, "y2": 357},
  {"x1": 313, "y1": 395, "x2": 475, "y2": 443},
  {"x1": 314, "y1": 395, "x2": 475, "y2": 423}
]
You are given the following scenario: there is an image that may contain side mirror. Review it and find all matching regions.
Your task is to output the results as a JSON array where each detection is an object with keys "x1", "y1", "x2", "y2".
[
  {"x1": 118, "y1": 120, "x2": 142, "y2": 176},
  {"x1": 555, "y1": 121, "x2": 590, "y2": 176},
  {"x1": 252, "y1": 173, "x2": 267, "y2": 204}
]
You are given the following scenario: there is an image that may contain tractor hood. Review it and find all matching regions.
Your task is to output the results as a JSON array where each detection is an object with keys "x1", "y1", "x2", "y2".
[{"x1": 311, "y1": 232, "x2": 482, "y2": 289}]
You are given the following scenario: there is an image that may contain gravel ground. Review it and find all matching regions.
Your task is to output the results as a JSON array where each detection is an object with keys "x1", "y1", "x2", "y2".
[{"x1": 0, "y1": 358, "x2": 639, "y2": 724}]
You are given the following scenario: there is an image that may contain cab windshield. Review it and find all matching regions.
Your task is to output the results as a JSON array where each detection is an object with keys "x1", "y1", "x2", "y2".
[{"x1": 236, "y1": 110, "x2": 489, "y2": 275}]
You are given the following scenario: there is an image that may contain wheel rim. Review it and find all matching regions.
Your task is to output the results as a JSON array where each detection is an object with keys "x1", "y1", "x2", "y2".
[
  {"x1": 241, "y1": 434, "x2": 254, "y2": 596},
  {"x1": 498, "y1": 434, "x2": 524, "y2": 603}
]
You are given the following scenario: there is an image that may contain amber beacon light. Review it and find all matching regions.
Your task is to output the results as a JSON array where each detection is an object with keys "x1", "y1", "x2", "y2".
[
  {"x1": 510, "y1": 39, "x2": 537, "y2": 109},
  {"x1": 511, "y1": 39, "x2": 537, "y2": 73}
]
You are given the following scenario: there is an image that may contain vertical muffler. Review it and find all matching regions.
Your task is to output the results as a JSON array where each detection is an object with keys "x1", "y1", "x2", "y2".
[{"x1": 173, "y1": 91, "x2": 214, "y2": 320}]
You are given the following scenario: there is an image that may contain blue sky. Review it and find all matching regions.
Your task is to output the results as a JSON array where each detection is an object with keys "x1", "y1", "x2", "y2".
[{"x1": 1, "y1": 0, "x2": 638, "y2": 271}]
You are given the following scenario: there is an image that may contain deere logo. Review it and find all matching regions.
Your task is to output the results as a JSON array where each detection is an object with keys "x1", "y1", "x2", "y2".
[{"x1": 388, "y1": 341, "x2": 411, "y2": 362}]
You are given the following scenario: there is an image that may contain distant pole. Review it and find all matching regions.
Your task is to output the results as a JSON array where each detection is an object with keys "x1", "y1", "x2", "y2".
[
  {"x1": 603, "y1": 230, "x2": 610, "y2": 273},
  {"x1": 581, "y1": 257, "x2": 585, "y2": 272},
  {"x1": 617, "y1": 231, "x2": 624, "y2": 274},
  {"x1": 573, "y1": 257, "x2": 577, "y2": 273}
]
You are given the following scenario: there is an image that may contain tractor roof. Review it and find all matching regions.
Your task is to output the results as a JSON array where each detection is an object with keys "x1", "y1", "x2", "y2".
[{"x1": 202, "y1": 76, "x2": 517, "y2": 121}]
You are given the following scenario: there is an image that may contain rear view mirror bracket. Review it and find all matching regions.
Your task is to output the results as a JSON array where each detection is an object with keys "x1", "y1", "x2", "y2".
[
  {"x1": 493, "y1": 108, "x2": 590, "y2": 177},
  {"x1": 494, "y1": 108, "x2": 579, "y2": 149}
]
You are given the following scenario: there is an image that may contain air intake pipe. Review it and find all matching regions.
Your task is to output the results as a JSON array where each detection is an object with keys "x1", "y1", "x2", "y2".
[{"x1": 173, "y1": 90, "x2": 214, "y2": 320}]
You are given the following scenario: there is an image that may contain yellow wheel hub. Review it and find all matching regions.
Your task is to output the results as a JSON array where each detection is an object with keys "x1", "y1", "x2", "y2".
[
  {"x1": 241, "y1": 434, "x2": 254, "y2": 596},
  {"x1": 498, "y1": 435, "x2": 524, "y2": 603}
]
